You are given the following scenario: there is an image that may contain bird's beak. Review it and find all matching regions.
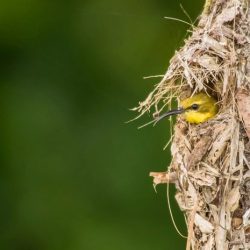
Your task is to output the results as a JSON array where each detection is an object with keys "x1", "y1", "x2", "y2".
[{"x1": 154, "y1": 108, "x2": 184, "y2": 123}]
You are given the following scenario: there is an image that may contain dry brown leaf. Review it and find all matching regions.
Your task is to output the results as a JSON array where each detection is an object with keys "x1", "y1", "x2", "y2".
[
  {"x1": 187, "y1": 135, "x2": 212, "y2": 169},
  {"x1": 196, "y1": 54, "x2": 220, "y2": 71},
  {"x1": 243, "y1": 208, "x2": 250, "y2": 227},
  {"x1": 188, "y1": 171, "x2": 216, "y2": 187},
  {"x1": 236, "y1": 89, "x2": 250, "y2": 139},
  {"x1": 202, "y1": 235, "x2": 215, "y2": 250},
  {"x1": 207, "y1": 125, "x2": 231, "y2": 164},
  {"x1": 149, "y1": 171, "x2": 177, "y2": 186},
  {"x1": 194, "y1": 213, "x2": 214, "y2": 234},
  {"x1": 215, "y1": 3, "x2": 240, "y2": 25},
  {"x1": 201, "y1": 35, "x2": 227, "y2": 58},
  {"x1": 230, "y1": 120, "x2": 239, "y2": 170},
  {"x1": 226, "y1": 187, "x2": 240, "y2": 212}
]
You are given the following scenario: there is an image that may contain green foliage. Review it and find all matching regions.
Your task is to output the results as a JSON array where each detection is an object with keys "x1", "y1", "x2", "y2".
[{"x1": 0, "y1": 0, "x2": 202, "y2": 249}]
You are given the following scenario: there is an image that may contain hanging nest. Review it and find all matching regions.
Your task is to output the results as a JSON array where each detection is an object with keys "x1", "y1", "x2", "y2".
[{"x1": 135, "y1": 0, "x2": 250, "y2": 249}]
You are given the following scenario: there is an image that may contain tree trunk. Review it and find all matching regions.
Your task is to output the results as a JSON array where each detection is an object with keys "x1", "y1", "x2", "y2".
[{"x1": 136, "y1": 0, "x2": 250, "y2": 249}]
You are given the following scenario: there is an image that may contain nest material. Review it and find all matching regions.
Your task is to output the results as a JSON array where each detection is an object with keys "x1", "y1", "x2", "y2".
[{"x1": 138, "y1": 0, "x2": 250, "y2": 249}]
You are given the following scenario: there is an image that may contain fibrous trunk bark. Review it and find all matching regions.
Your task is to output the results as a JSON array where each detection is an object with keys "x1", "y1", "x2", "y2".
[{"x1": 137, "y1": 0, "x2": 250, "y2": 249}]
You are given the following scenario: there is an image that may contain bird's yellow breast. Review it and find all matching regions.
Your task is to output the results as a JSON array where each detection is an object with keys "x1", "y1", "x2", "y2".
[{"x1": 183, "y1": 110, "x2": 216, "y2": 124}]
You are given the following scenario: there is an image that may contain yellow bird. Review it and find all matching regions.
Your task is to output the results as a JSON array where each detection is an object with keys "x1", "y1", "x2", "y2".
[{"x1": 155, "y1": 93, "x2": 218, "y2": 124}]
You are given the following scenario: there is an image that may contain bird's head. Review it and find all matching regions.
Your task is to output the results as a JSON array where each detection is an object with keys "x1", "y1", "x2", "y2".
[{"x1": 155, "y1": 93, "x2": 218, "y2": 124}]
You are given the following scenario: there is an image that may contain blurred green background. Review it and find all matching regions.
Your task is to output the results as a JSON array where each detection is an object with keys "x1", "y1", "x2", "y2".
[{"x1": 0, "y1": 1, "x2": 203, "y2": 249}]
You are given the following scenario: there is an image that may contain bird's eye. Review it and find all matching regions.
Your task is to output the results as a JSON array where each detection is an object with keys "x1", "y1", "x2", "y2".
[{"x1": 191, "y1": 104, "x2": 199, "y2": 110}]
